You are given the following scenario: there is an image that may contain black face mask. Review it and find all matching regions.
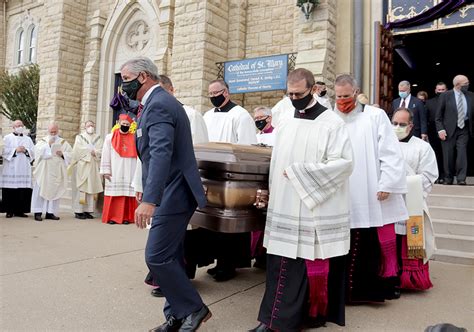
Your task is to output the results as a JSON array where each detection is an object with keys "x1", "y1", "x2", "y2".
[
  {"x1": 435, "y1": 92, "x2": 441, "y2": 96},
  {"x1": 210, "y1": 94, "x2": 226, "y2": 108},
  {"x1": 291, "y1": 92, "x2": 313, "y2": 110},
  {"x1": 120, "y1": 125, "x2": 130, "y2": 133},
  {"x1": 460, "y1": 84, "x2": 469, "y2": 92},
  {"x1": 255, "y1": 118, "x2": 268, "y2": 131},
  {"x1": 318, "y1": 90, "x2": 327, "y2": 97},
  {"x1": 122, "y1": 77, "x2": 143, "y2": 100}
]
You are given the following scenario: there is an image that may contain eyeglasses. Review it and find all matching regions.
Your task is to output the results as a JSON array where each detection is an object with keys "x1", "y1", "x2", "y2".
[
  {"x1": 286, "y1": 88, "x2": 310, "y2": 99},
  {"x1": 208, "y1": 89, "x2": 225, "y2": 97},
  {"x1": 392, "y1": 121, "x2": 409, "y2": 127}
]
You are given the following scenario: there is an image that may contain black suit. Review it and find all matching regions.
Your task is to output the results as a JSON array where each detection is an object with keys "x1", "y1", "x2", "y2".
[
  {"x1": 137, "y1": 86, "x2": 207, "y2": 320},
  {"x1": 435, "y1": 89, "x2": 474, "y2": 182},
  {"x1": 392, "y1": 95, "x2": 428, "y2": 138},
  {"x1": 426, "y1": 95, "x2": 445, "y2": 180}
]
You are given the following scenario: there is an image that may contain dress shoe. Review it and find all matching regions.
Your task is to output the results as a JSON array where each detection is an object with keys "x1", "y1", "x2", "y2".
[
  {"x1": 151, "y1": 287, "x2": 164, "y2": 298},
  {"x1": 213, "y1": 268, "x2": 237, "y2": 282},
  {"x1": 84, "y1": 212, "x2": 94, "y2": 219},
  {"x1": 457, "y1": 181, "x2": 467, "y2": 186},
  {"x1": 149, "y1": 316, "x2": 182, "y2": 332},
  {"x1": 123, "y1": 221, "x2": 130, "y2": 225},
  {"x1": 34, "y1": 213, "x2": 43, "y2": 221},
  {"x1": 14, "y1": 213, "x2": 28, "y2": 218},
  {"x1": 75, "y1": 213, "x2": 87, "y2": 220},
  {"x1": 437, "y1": 178, "x2": 445, "y2": 184},
  {"x1": 107, "y1": 221, "x2": 116, "y2": 225},
  {"x1": 45, "y1": 213, "x2": 60, "y2": 220},
  {"x1": 206, "y1": 266, "x2": 217, "y2": 276},
  {"x1": 179, "y1": 305, "x2": 211, "y2": 331},
  {"x1": 6, "y1": 213, "x2": 14, "y2": 218},
  {"x1": 249, "y1": 323, "x2": 274, "y2": 332},
  {"x1": 444, "y1": 179, "x2": 453, "y2": 185}
]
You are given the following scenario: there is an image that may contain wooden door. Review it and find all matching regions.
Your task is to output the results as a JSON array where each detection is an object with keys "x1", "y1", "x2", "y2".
[{"x1": 374, "y1": 22, "x2": 394, "y2": 116}]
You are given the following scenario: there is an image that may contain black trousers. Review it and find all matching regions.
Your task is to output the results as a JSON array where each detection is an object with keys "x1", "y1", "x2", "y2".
[
  {"x1": 441, "y1": 124, "x2": 469, "y2": 182},
  {"x1": 427, "y1": 121, "x2": 445, "y2": 180},
  {"x1": 2, "y1": 188, "x2": 32, "y2": 214},
  {"x1": 145, "y1": 209, "x2": 203, "y2": 320}
]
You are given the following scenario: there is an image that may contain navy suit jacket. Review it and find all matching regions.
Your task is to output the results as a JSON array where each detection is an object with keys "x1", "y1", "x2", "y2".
[
  {"x1": 391, "y1": 95, "x2": 428, "y2": 137},
  {"x1": 436, "y1": 89, "x2": 474, "y2": 138},
  {"x1": 136, "y1": 86, "x2": 206, "y2": 215}
]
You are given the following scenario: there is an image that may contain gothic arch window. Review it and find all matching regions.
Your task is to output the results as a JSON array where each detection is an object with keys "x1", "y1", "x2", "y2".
[
  {"x1": 16, "y1": 29, "x2": 25, "y2": 65},
  {"x1": 28, "y1": 25, "x2": 37, "y2": 63}
]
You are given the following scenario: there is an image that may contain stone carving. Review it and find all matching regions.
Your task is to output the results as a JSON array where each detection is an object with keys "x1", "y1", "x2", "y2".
[{"x1": 126, "y1": 20, "x2": 150, "y2": 51}]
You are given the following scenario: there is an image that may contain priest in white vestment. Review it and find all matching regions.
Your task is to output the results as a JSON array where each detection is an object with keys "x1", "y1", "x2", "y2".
[
  {"x1": 203, "y1": 79, "x2": 257, "y2": 145},
  {"x1": 100, "y1": 114, "x2": 138, "y2": 225},
  {"x1": 253, "y1": 69, "x2": 353, "y2": 332},
  {"x1": 334, "y1": 74, "x2": 409, "y2": 303},
  {"x1": 254, "y1": 106, "x2": 276, "y2": 146},
  {"x1": 1, "y1": 120, "x2": 35, "y2": 218},
  {"x1": 31, "y1": 123, "x2": 72, "y2": 221},
  {"x1": 69, "y1": 120, "x2": 103, "y2": 220},
  {"x1": 392, "y1": 107, "x2": 438, "y2": 291}
]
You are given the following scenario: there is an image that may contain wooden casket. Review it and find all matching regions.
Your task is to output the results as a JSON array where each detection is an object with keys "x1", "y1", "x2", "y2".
[{"x1": 190, "y1": 142, "x2": 272, "y2": 233}]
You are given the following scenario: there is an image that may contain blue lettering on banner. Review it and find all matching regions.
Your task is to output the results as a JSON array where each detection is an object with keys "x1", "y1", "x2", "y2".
[{"x1": 224, "y1": 54, "x2": 288, "y2": 94}]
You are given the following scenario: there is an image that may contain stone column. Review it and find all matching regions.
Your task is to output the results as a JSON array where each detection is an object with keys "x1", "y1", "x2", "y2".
[
  {"x1": 80, "y1": 10, "x2": 106, "y2": 125},
  {"x1": 294, "y1": 1, "x2": 337, "y2": 86},
  {"x1": 0, "y1": 2, "x2": 5, "y2": 71},
  {"x1": 36, "y1": 0, "x2": 88, "y2": 143},
  {"x1": 171, "y1": 0, "x2": 229, "y2": 113}
]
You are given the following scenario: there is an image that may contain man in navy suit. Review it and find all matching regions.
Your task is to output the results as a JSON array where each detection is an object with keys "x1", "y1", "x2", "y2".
[
  {"x1": 436, "y1": 74, "x2": 473, "y2": 185},
  {"x1": 391, "y1": 80, "x2": 428, "y2": 140},
  {"x1": 120, "y1": 57, "x2": 211, "y2": 331}
]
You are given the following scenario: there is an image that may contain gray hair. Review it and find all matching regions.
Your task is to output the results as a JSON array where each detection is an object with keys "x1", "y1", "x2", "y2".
[
  {"x1": 254, "y1": 106, "x2": 272, "y2": 116},
  {"x1": 120, "y1": 57, "x2": 159, "y2": 80},
  {"x1": 399, "y1": 80, "x2": 411, "y2": 89},
  {"x1": 335, "y1": 74, "x2": 359, "y2": 90}
]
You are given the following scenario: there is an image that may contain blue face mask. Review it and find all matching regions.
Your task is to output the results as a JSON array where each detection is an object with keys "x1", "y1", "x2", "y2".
[{"x1": 399, "y1": 91, "x2": 409, "y2": 99}]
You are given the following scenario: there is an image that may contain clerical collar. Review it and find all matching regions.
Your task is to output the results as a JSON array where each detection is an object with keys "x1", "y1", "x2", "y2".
[
  {"x1": 400, "y1": 132, "x2": 413, "y2": 143},
  {"x1": 214, "y1": 101, "x2": 236, "y2": 113},
  {"x1": 13, "y1": 132, "x2": 23, "y2": 137},
  {"x1": 294, "y1": 102, "x2": 327, "y2": 120},
  {"x1": 296, "y1": 98, "x2": 317, "y2": 114}
]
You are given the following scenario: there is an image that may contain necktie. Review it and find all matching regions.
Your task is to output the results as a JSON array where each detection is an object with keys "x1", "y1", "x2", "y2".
[
  {"x1": 137, "y1": 103, "x2": 144, "y2": 119},
  {"x1": 401, "y1": 98, "x2": 406, "y2": 108},
  {"x1": 457, "y1": 94, "x2": 465, "y2": 129}
]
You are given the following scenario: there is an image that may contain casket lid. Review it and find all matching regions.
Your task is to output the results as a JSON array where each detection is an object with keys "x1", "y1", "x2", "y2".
[{"x1": 193, "y1": 142, "x2": 272, "y2": 174}]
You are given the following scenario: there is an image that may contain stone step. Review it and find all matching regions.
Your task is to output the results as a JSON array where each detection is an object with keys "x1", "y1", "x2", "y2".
[
  {"x1": 430, "y1": 184, "x2": 474, "y2": 196},
  {"x1": 432, "y1": 219, "x2": 474, "y2": 237},
  {"x1": 431, "y1": 249, "x2": 474, "y2": 265},
  {"x1": 435, "y1": 233, "x2": 474, "y2": 253},
  {"x1": 429, "y1": 206, "x2": 474, "y2": 222},
  {"x1": 427, "y1": 194, "x2": 474, "y2": 209}
]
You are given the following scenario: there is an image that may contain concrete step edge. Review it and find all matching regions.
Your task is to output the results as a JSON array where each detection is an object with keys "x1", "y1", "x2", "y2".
[
  {"x1": 428, "y1": 194, "x2": 474, "y2": 199},
  {"x1": 431, "y1": 219, "x2": 474, "y2": 226},
  {"x1": 434, "y1": 233, "x2": 474, "y2": 241},
  {"x1": 429, "y1": 206, "x2": 474, "y2": 212},
  {"x1": 434, "y1": 248, "x2": 474, "y2": 259}
]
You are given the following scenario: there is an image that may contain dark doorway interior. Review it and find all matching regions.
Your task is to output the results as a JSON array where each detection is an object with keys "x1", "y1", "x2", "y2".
[{"x1": 392, "y1": 25, "x2": 474, "y2": 96}]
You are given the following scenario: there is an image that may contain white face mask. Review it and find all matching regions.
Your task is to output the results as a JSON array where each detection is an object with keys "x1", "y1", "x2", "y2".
[
  {"x1": 393, "y1": 125, "x2": 409, "y2": 140},
  {"x1": 86, "y1": 126, "x2": 95, "y2": 134},
  {"x1": 14, "y1": 126, "x2": 24, "y2": 134}
]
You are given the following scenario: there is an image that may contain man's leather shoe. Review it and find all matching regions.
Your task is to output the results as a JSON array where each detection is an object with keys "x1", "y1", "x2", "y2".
[
  {"x1": 149, "y1": 316, "x2": 182, "y2": 332},
  {"x1": 151, "y1": 287, "x2": 164, "y2": 297},
  {"x1": 6, "y1": 213, "x2": 13, "y2": 218},
  {"x1": 213, "y1": 268, "x2": 236, "y2": 282},
  {"x1": 14, "y1": 213, "x2": 28, "y2": 218},
  {"x1": 249, "y1": 323, "x2": 274, "y2": 332},
  {"x1": 107, "y1": 221, "x2": 116, "y2": 225},
  {"x1": 437, "y1": 178, "x2": 445, "y2": 184},
  {"x1": 179, "y1": 305, "x2": 211, "y2": 331},
  {"x1": 84, "y1": 212, "x2": 94, "y2": 219},
  {"x1": 45, "y1": 213, "x2": 60, "y2": 220},
  {"x1": 34, "y1": 213, "x2": 42, "y2": 221},
  {"x1": 457, "y1": 181, "x2": 467, "y2": 185},
  {"x1": 444, "y1": 179, "x2": 453, "y2": 185},
  {"x1": 206, "y1": 266, "x2": 217, "y2": 276},
  {"x1": 75, "y1": 213, "x2": 87, "y2": 220}
]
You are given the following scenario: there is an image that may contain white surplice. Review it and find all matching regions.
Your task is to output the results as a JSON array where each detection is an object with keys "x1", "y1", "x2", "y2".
[
  {"x1": 203, "y1": 104, "x2": 257, "y2": 145},
  {"x1": 31, "y1": 136, "x2": 72, "y2": 214},
  {"x1": 70, "y1": 133, "x2": 103, "y2": 213},
  {"x1": 256, "y1": 131, "x2": 276, "y2": 146},
  {"x1": 264, "y1": 109, "x2": 353, "y2": 260},
  {"x1": 335, "y1": 104, "x2": 409, "y2": 229},
  {"x1": 1, "y1": 133, "x2": 35, "y2": 188},
  {"x1": 396, "y1": 136, "x2": 438, "y2": 261},
  {"x1": 100, "y1": 133, "x2": 136, "y2": 197},
  {"x1": 183, "y1": 105, "x2": 209, "y2": 144}
]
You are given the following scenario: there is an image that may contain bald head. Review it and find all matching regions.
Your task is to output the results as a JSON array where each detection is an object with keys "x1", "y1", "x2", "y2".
[{"x1": 453, "y1": 75, "x2": 469, "y2": 91}]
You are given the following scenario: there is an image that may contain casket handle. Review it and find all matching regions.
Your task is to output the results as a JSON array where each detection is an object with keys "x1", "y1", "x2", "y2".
[
  {"x1": 254, "y1": 189, "x2": 269, "y2": 209},
  {"x1": 203, "y1": 184, "x2": 208, "y2": 196}
]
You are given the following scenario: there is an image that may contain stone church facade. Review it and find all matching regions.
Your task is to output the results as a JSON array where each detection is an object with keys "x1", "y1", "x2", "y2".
[{"x1": 0, "y1": 0, "x2": 382, "y2": 142}]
